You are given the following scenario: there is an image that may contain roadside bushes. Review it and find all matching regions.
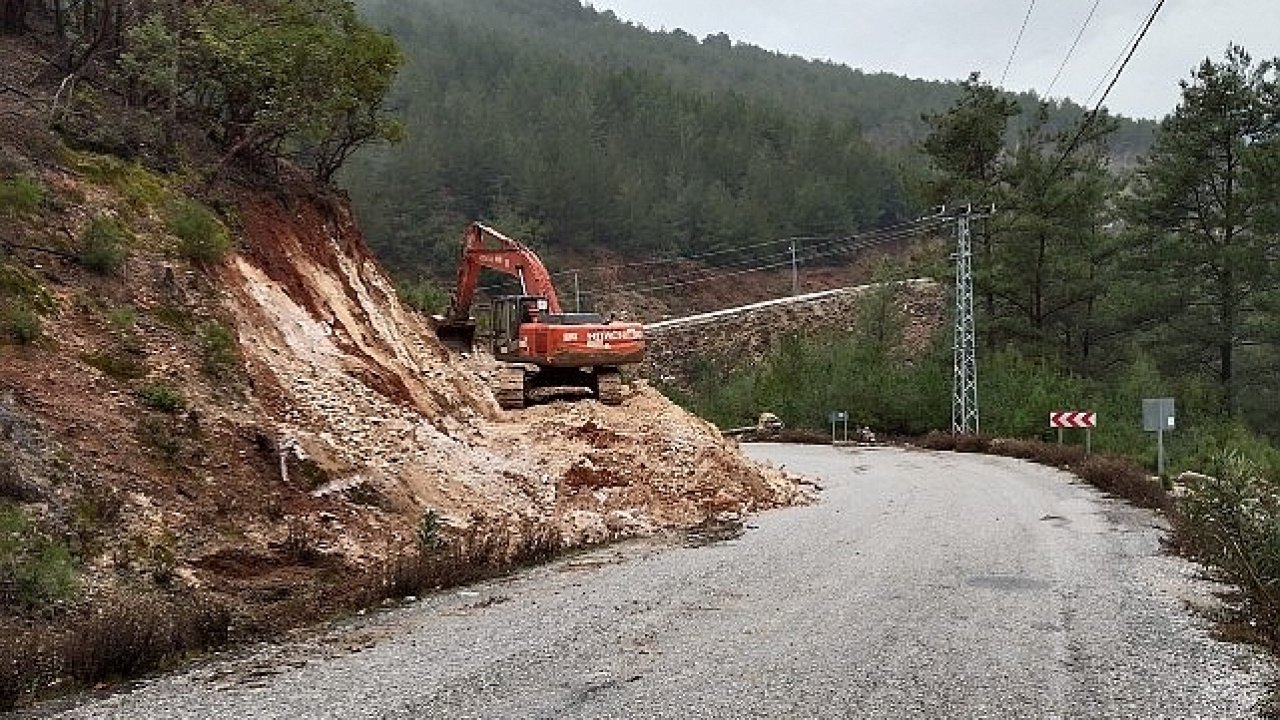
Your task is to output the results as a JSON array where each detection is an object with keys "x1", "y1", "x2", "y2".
[
  {"x1": 1074, "y1": 455, "x2": 1168, "y2": 511},
  {"x1": 0, "y1": 592, "x2": 231, "y2": 710},
  {"x1": 914, "y1": 433, "x2": 1165, "y2": 510},
  {"x1": 1177, "y1": 451, "x2": 1280, "y2": 632},
  {"x1": 369, "y1": 519, "x2": 561, "y2": 602}
]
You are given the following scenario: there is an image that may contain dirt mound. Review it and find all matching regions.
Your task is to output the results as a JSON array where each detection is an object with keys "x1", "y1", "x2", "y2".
[{"x1": 223, "y1": 187, "x2": 807, "y2": 558}]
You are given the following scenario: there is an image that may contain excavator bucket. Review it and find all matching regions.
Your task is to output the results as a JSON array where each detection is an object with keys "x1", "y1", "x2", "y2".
[{"x1": 432, "y1": 315, "x2": 476, "y2": 352}]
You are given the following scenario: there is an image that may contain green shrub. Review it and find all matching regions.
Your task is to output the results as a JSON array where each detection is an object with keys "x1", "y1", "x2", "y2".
[
  {"x1": 80, "y1": 351, "x2": 145, "y2": 381},
  {"x1": 0, "y1": 176, "x2": 43, "y2": 220},
  {"x1": 16, "y1": 543, "x2": 78, "y2": 609},
  {"x1": 0, "y1": 304, "x2": 40, "y2": 345},
  {"x1": 398, "y1": 279, "x2": 449, "y2": 314},
  {"x1": 79, "y1": 217, "x2": 131, "y2": 275},
  {"x1": 107, "y1": 305, "x2": 138, "y2": 332},
  {"x1": 1177, "y1": 450, "x2": 1280, "y2": 626},
  {"x1": 152, "y1": 304, "x2": 194, "y2": 334},
  {"x1": 198, "y1": 322, "x2": 238, "y2": 378},
  {"x1": 1178, "y1": 421, "x2": 1280, "y2": 481},
  {"x1": 137, "y1": 384, "x2": 184, "y2": 413},
  {"x1": 135, "y1": 417, "x2": 182, "y2": 460},
  {"x1": 0, "y1": 505, "x2": 79, "y2": 611},
  {"x1": 417, "y1": 509, "x2": 444, "y2": 551},
  {"x1": 68, "y1": 152, "x2": 170, "y2": 213},
  {"x1": 0, "y1": 264, "x2": 53, "y2": 311},
  {"x1": 0, "y1": 264, "x2": 52, "y2": 345},
  {"x1": 167, "y1": 200, "x2": 231, "y2": 263}
]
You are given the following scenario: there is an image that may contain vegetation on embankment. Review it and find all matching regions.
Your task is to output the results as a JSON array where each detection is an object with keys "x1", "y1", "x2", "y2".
[
  {"x1": 0, "y1": 514, "x2": 562, "y2": 710},
  {"x1": 0, "y1": 0, "x2": 406, "y2": 707}
]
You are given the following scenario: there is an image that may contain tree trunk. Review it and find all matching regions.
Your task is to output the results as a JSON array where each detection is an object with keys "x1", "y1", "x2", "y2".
[
  {"x1": 163, "y1": 0, "x2": 180, "y2": 151},
  {"x1": 1220, "y1": 268, "x2": 1237, "y2": 417},
  {"x1": 2, "y1": 0, "x2": 28, "y2": 33}
]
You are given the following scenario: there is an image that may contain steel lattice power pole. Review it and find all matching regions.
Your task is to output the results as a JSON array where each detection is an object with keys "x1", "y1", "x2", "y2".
[{"x1": 952, "y1": 210, "x2": 981, "y2": 435}]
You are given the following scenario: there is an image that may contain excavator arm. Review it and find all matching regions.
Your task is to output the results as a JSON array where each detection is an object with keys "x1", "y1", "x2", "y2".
[{"x1": 442, "y1": 222, "x2": 562, "y2": 323}]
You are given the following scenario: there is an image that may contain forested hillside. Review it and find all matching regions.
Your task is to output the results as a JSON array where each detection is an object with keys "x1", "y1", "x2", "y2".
[
  {"x1": 343, "y1": 0, "x2": 1155, "y2": 280},
  {"x1": 688, "y1": 48, "x2": 1280, "y2": 463}
]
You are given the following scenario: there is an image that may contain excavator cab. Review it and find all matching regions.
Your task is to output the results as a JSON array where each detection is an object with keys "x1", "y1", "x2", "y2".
[{"x1": 490, "y1": 295, "x2": 548, "y2": 358}]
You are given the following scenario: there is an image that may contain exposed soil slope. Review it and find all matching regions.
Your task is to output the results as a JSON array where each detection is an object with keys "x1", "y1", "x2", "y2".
[
  {"x1": 224, "y1": 187, "x2": 805, "y2": 557},
  {"x1": 0, "y1": 139, "x2": 806, "y2": 658}
]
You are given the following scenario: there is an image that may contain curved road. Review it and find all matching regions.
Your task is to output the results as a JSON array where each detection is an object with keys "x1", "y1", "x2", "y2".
[{"x1": 35, "y1": 446, "x2": 1275, "y2": 719}]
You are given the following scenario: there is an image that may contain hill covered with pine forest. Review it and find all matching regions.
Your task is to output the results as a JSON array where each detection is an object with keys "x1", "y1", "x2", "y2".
[{"x1": 342, "y1": 0, "x2": 1157, "y2": 280}]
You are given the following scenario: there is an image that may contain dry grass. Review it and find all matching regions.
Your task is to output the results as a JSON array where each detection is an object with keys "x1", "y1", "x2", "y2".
[
  {"x1": 916, "y1": 431, "x2": 993, "y2": 454},
  {"x1": 0, "y1": 592, "x2": 230, "y2": 710},
  {"x1": 1073, "y1": 455, "x2": 1170, "y2": 511},
  {"x1": 363, "y1": 521, "x2": 562, "y2": 603},
  {"x1": 913, "y1": 433, "x2": 1165, "y2": 510},
  {"x1": 1, "y1": 516, "x2": 567, "y2": 710}
]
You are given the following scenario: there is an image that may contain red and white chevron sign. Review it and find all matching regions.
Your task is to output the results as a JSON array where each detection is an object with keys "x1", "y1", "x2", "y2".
[{"x1": 1050, "y1": 411, "x2": 1097, "y2": 429}]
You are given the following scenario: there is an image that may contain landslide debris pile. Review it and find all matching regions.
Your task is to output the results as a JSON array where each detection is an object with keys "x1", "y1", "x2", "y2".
[
  {"x1": 0, "y1": 133, "x2": 807, "y2": 692},
  {"x1": 227, "y1": 190, "x2": 807, "y2": 558}
]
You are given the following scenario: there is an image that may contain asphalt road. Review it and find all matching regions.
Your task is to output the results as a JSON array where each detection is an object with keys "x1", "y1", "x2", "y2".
[{"x1": 32, "y1": 446, "x2": 1276, "y2": 719}]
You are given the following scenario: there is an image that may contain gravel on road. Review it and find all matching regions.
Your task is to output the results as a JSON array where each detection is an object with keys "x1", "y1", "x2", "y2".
[{"x1": 29, "y1": 445, "x2": 1276, "y2": 719}]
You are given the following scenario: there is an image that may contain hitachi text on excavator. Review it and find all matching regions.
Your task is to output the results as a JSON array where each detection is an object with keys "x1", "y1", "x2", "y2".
[{"x1": 434, "y1": 223, "x2": 646, "y2": 409}]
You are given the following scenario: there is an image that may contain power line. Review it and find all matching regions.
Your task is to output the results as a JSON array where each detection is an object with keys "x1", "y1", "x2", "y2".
[
  {"x1": 1048, "y1": 0, "x2": 1166, "y2": 180},
  {"x1": 555, "y1": 214, "x2": 950, "y2": 278},
  {"x1": 554, "y1": 234, "x2": 825, "y2": 276},
  {"x1": 478, "y1": 236, "x2": 817, "y2": 294},
  {"x1": 586, "y1": 219, "x2": 949, "y2": 296},
  {"x1": 1085, "y1": 2, "x2": 1157, "y2": 107},
  {"x1": 593, "y1": 220, "x2": 946, "y2": 295},
  {"x1": 1000, "y1": 0, "x2": 1039, "y2": 86},
  {"x1": 1046, "y1": 0, "x2": 1101, "y2": 96},
  {"x1": 476, "y1": 218, "x2": 942, "y2": 294}
]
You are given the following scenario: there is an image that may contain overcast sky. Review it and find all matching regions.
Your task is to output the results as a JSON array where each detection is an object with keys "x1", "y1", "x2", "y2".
[{"x1": 586, "y1": 0, "x2": 1279, "y2": 120}]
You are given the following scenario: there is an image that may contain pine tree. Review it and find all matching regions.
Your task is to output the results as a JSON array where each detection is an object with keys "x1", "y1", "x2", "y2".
[{"x1": 1127, "y1": 45, "x2": 1280, "y2": 418}]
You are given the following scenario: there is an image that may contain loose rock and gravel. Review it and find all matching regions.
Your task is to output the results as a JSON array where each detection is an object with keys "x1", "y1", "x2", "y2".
[{"x1": 29, "y1": 446, "x2": 1273, "y2": 719}]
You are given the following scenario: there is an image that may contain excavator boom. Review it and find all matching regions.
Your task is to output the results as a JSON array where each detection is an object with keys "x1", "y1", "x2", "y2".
[{"x1": 443, "y1": 223, "x2": 562, "y2": 323}]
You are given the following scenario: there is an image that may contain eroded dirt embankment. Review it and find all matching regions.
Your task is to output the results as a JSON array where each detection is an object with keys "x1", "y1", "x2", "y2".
[
  {"x1": 0, "y1": 151, "x2": 806, "y2": 698},
  {"x1": 220, "y1": 188, "x2": 807, "y2": 571}
]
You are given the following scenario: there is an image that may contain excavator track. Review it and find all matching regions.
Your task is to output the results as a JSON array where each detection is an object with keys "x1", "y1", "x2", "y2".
[
  {"x1": 496, "y1": 366, "x2": 526, "y2": 409},
  {"x1": 595, "y1": 368, "x2": 623, "y2": 406}
]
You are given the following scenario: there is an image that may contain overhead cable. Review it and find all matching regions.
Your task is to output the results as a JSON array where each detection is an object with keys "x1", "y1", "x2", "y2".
[
  {"x1": 1000, "y1": 0, "x2": 1039, "y2": 86},
  {"x1": 1046, "y1": 0, "x2": 1101, "y2": 96},
  {"x1": 589, "y1": 219, "x2": 949, "y2": 296},
  {"x1": 1049, "y1": 0, "x2": 1166, "y2": 179},
  {"x1": 476, "y1": 217, "x2": 943, "y2": 294},
  {"x1": 594, "y1": 220, "x2": 946, "y2": 295}
]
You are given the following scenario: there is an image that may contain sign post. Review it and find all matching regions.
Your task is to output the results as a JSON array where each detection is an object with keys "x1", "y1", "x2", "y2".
[
  {"x1": 829, "y1": 411, "x2": 848, "y2": 443},
  {"x1": 1049, "y1": 411, "x2": 1097, "y2": 455},
  {"x1": 1142, "y1": 398, "x2": 1176, "y2": 476}
]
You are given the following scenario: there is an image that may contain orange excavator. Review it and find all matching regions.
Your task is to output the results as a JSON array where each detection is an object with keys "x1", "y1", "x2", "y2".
[{"x1": 434, "y1": 222, "x2": 646, "y2": 409}]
